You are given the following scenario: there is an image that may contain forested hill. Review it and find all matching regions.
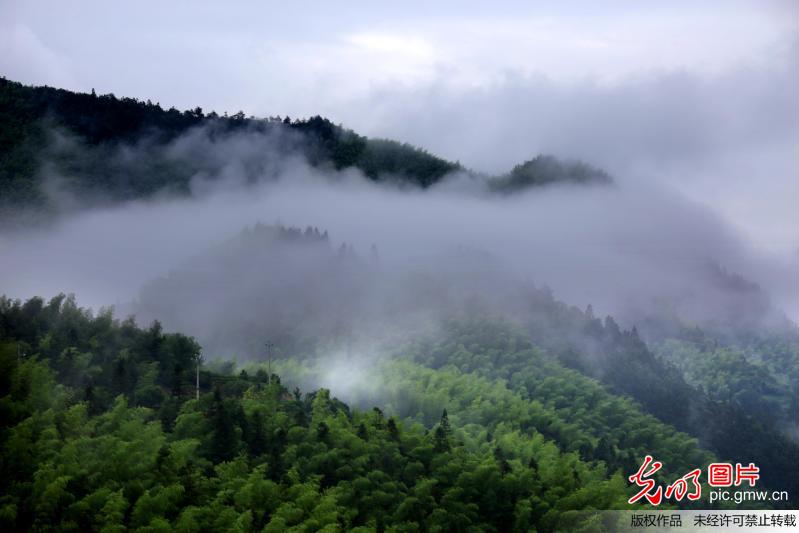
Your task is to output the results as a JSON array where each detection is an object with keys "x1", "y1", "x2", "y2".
[
  {"x1": 0, "y1": 78, "x2": 612, "y2": 218},
  {"x1": 487, "y1": 155, "x2": 612, "y2": 193},
  {"x1": 0, "y1": 78, "x2": 458, "y2": 208},
  {"x1": 0, "y1": 295, "x2": 726, "y2": 531},
  {"x1": 132, "y1": 223, "x2": 799, "y2": 510}
]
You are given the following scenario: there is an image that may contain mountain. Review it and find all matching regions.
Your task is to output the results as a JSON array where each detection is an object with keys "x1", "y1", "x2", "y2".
[
  {"x1": 0, "y1": 77, "x2": 612, "y2": 224},
  {"x1": 1, "y1": 78, "x2": 797, "y2": 530},
  {"x1": 488, "y1": 155, "x2": 613, "y2": 192},
  {"x1": 125, "y1": 223, "x2": 799, "y2": 507},
  {"x1": 0, "y1": 293, "x2": 717, "y2": 532},
  {"x1": 0, "y1": 78, "x2": 457, "y2": 210}
]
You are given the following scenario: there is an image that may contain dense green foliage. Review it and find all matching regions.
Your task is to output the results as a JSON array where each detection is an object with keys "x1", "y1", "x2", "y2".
[
  {"x1": 382, "y1": 316, "x2": 799, "y2": 503},
  {"x1": 388, "y1": 320, "x2": 713, "y2": 478},
  {"x1": 504, "y1": 296, "x2": 799, "y2": 503},
  {"x1": 0, "y1": 295, "x2": 647, "y2": 531},
  {"x1": 653, "y1": 326, "x2": 799, "y2": 432},
  {"x1": 13, "y1": 294, "x2": 783, "y2": 530},
  {"x1": 655, "y1": 340, "x2": 789, "y2": 421},
  {"x1": 131, "y1": 222, "x2": 799, "y2": 510}
]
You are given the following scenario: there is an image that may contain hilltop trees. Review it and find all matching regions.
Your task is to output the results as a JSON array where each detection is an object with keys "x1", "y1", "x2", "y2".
[
  {"x1": 488, "y1": 155, "x2": 613, "y2": 192},
  {"x1": 0, "y1": 78, "x2": 460, "y2": 216}
]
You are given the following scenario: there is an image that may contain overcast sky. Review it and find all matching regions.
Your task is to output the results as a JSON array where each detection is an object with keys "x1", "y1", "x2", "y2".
[{"x1": 2, "y1": 0, "x2": 798, "y2": 254}]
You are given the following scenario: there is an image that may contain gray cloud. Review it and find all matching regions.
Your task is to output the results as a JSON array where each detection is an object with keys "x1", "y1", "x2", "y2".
[
  {"x1": 1, "y1": 126, "x2": 797, "y2": 352},
  {"x1": 339, "y1": 37, "x2": 799, "y2": 256}
]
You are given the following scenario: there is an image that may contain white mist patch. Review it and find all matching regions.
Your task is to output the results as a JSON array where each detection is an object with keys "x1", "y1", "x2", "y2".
[{"x1": 314, "y1": 352, "x2": 378, "y2": 404}]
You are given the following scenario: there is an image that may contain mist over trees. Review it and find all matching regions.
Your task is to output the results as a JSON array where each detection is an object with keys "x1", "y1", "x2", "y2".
[
  {"x1": 488, "y1": 155, "x2": 613, "y2": 193},
  {"x1": 0, "y1": 78, "x2": 626, "y2": 225},
  {"x1": 0, "y1": 78, "x2": 461, "y2": 215},
  {"x1": 2, "y1": 76, "x2": 799, "y2": 531}
]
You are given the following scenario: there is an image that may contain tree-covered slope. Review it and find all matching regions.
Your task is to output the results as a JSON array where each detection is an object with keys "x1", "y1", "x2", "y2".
[
  {"x1": 126, "y1": 223, "x2": 799, "y2": 507},
  {"x1": 0, "y1": 295, "x2": 641, "y2": 531},
  {"x1": 488, "y1": 155, "x2": 612, "y2": 192},
  {"x1": 0, "y1": 78, "x2": 459, "y2": 211},
  {"x1": 4, "y1": 282, "x2": 795, "y2": 530},
  {"x1": 0, "y1": 78, "x2": 614, "y2": 222}
]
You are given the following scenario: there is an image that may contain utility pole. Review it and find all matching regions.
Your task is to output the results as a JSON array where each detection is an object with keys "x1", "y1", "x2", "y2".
[
  {"x1": 265, "y1": 341, "x2": 274, "y2": 378},
  {"x1": 195, "y1": 351, "x2": 202, "y2": 400}
]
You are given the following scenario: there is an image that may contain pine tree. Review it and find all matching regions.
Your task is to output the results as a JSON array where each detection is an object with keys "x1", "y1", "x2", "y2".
[{"x1": 434, "y1": 409, "x2": 451, "y2": 452}]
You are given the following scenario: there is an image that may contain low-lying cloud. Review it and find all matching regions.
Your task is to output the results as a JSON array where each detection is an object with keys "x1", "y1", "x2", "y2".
[
  {"x1": 342, "y1": 37, "x2": 799, "y2": 256},
  {"x1": 2, "y1": 125, "x2": 797, "y2": 356}
]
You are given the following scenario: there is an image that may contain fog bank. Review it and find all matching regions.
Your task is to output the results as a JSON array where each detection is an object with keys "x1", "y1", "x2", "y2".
[{"x1": 2, "y1": 131, "x2": 797, "y2": 346}]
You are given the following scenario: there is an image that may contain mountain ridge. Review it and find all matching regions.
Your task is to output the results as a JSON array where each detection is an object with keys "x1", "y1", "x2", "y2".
[{"x1": 0, "y1": 77, "x2": 612, "y2": 222}]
